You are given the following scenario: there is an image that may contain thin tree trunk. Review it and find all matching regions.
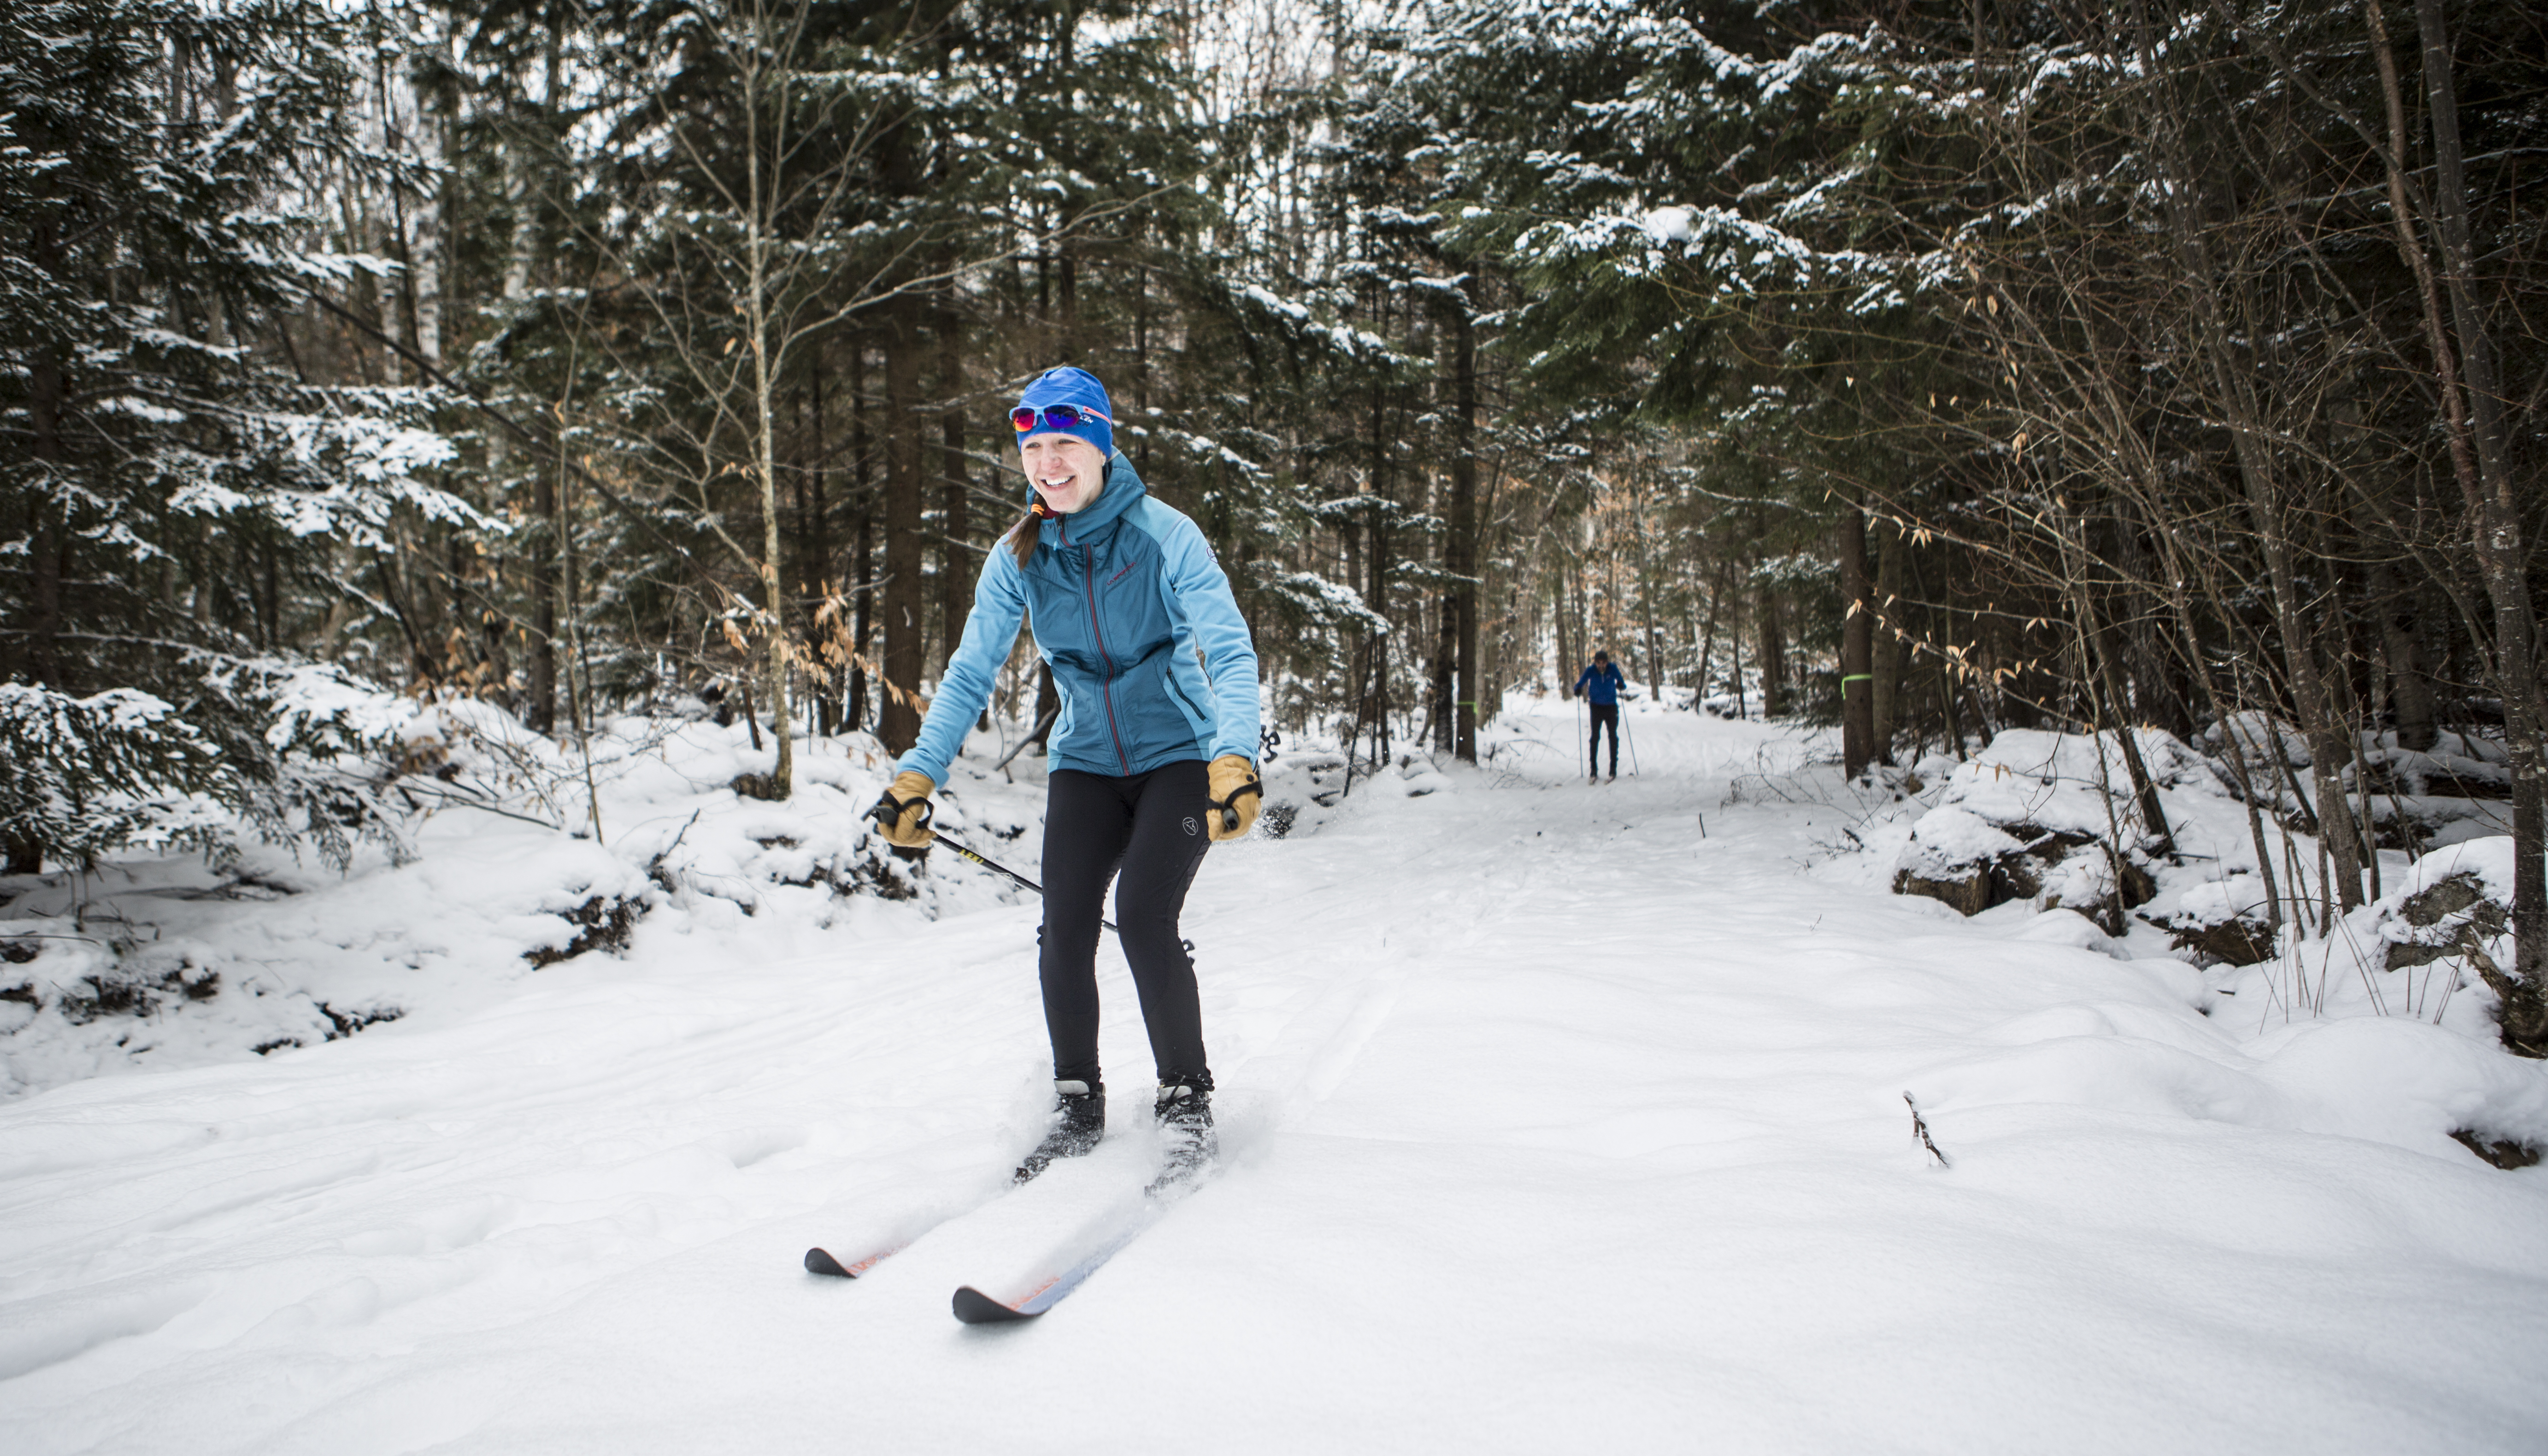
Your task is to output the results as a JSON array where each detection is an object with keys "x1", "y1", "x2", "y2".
[
  {"x1": 513, "y1": 31, "x2": 559, "y2": 737},
  {"x1": 1871, "y1": 517, "x2": 1906, "y2": 764},
  {"x1": 529, "y1": 461, "x2": 557, "y2": 735},
  {"x1": 809, "y1": 351, "x2": 835, "y2": 735},
  {"x1": 1449, "y1": 294, "x2": 1479, "y2": 760},
  {"x1": 1839, "y1": 505, "x2": 1874, "y2": 775},
  {"x1": 1758, "y1": 577, "x2": 1785, "y2": 718},
  {"x1": 1634, "y1": 486, "x2": 1664, "y2": 709},
  {"x1": 20, "y1": 217, "x2": 65, "y2": 689},
  {"x1": 1554, "y1": 555, "x2": 1574, "y2": 699},
  {"x1": 2056, "y1": 503, "x2": 2176, "y2": 855},
  {"x1": 9, "y1": 184, "x2": 72, "y2": 869},
  {"x1": 936, "y1": 301, "x2": 969, "y2": 685},
  {"x1": 742, "y1": 34, "x2": 793, "y2": 800},
  {"x1": 1729, "y1": 583, "x2": 1747, "y2": 720},
  {"x1": 1690, "y1": 558, "x2": 1724, "y2": 712},
  {"x1": 879, "y1": 303, "x2": 926, "y2": 754},
  {"x1": 847, "y1": 341, "x2": 873, "y2": 734}
]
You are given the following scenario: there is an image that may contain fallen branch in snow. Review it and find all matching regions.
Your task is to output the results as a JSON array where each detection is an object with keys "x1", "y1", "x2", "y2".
[
  {"x1": 396, "y1": 779, "x2": 564, "y2": 833},
  {"x1": 990, "y1": 707, "x2": 1059, "y2": 776},
  {"x1": 1906, "y1": 1092, "x2": 1951, "y2": 1168},
  {"x1": 648, "y1": 810, "x2": 703, "y2": 895}
]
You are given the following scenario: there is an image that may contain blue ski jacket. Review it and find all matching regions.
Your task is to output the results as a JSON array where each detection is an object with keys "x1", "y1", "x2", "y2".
[
  {"x1": 1577, "y1": 662, "x2": 1624, "y2": 706},
  {"x1": 895, "y1": 454, "x2": 1261, "y2": 785}
]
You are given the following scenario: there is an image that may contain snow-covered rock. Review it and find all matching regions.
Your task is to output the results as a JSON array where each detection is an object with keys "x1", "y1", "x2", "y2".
[
  {"x1": 1892, "y1": 730, "x2": 2176, "y2": 930},
  {"x1": 2365, "y1": 836, "x2": 2518, "y2": 972},
  {"x1": 2154, "y1": 872, "x2": 2277, "y2": 966},
  {"x1": 2203, "y1": 710, "x2": 2312, "y2": 770}
]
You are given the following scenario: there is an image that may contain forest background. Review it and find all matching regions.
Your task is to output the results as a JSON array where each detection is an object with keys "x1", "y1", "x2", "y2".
[{"x1": 3, "y1": 0, "x2": 2543, "y2": 1046}]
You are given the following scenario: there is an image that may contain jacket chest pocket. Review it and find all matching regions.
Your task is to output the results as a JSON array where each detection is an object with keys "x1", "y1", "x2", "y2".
[
  {"x1": 1095, "y1": 545, "x2": 1171, "y2": 652},
  {"x1": 1027, "y1": 559, "x2": 1097, "y2": 668}
]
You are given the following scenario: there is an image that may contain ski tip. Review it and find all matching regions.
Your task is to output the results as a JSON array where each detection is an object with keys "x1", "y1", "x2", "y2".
[
  {"x1": 805, "y1": 1247, "x2": 856, "y2": 1279},
  {"x1": 952, "y1": 1285, "x2": 1038, "y2": 1324}
]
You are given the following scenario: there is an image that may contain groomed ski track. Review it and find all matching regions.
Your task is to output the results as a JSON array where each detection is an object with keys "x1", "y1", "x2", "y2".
[{"x1": 4, "y1": 704, "x2": 2545, "y2": 1454}]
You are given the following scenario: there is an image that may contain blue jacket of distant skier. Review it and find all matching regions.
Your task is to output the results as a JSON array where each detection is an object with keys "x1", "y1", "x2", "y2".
[
  {"x1": 1577, "y1": 661, "x2": 1624, "y2": 706},
  {"x1": 895, "y1": 454, "x2": 1261, "y2": 785}
]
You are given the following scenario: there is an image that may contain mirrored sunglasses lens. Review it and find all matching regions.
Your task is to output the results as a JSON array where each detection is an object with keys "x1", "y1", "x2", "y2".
[{"x1": 1014, "y1": 405, "x2": 1090, "y2": 433}]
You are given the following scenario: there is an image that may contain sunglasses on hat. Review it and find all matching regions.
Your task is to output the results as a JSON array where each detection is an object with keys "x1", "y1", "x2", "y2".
[{"x1": 1011, "y1": 403, "x2": 1114, "y2": 434}]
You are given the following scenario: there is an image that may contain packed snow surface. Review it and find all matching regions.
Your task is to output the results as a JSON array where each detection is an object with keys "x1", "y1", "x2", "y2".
[{"x1": 4, "y1": 704, "x2": 2545, "y2": 1453}]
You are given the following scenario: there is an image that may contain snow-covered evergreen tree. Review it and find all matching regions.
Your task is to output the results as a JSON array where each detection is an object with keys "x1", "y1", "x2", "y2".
[{"x1": 0, "y1": 0, "x2": 483, "y2": 871}]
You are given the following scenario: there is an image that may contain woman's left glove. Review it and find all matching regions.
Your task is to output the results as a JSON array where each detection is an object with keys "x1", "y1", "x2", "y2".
[
  {"x1": 867, "y1": 769, "x2": 938, "y2": 848},
  {"x1": 1206, "y1": 755, "x2": 1262, "y2": 841}
]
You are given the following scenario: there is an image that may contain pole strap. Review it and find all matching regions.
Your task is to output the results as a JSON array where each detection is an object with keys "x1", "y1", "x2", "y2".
[
  {"x1": 1841, "y1": 674, "x2": 1874, "y2": 687},
  {"x1": 1211, "y1": 776, "x2": 1264, "y2": 834}
]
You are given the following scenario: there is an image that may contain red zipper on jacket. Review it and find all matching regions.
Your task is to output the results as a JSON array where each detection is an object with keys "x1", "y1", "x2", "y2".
[{"x1": 1063, "y1": 513, "x2": 1132, "y2": 774}]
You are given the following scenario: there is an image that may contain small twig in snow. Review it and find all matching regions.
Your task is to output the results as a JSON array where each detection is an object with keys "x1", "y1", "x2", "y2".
[
  {"x1": 991, "y1": 706, "x2": 1059, "y2": 776},
  {"x1": 1906, "y1": 1092, "x2": 1951, "y2": 1168},
  {"x1": 417, "y1": 796, "x2": 566, "y2": 833},
  {"x1": 647, "y1": 809, "x2": 703, "y2": 895}
]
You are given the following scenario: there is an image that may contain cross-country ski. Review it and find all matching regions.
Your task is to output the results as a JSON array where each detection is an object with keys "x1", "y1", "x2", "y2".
[
  {"x1": 802, "y1": 1245, "x2": 878, "y2": 1280},
  {"x1": 950, "y1": 1197, "x2": 1165, "y2": 1325}
]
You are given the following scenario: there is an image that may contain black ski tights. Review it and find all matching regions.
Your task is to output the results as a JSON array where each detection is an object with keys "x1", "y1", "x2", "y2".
[
  {"x1": 1589, "y1": 703, "x2": 1619, "y2": 777},
  {"x1": 1038, "y1": 760, "x2": 1214, "y2": 1088}
]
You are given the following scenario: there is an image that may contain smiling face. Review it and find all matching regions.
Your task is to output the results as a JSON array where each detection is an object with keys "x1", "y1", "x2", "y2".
[{"x1": 1020, "y1": 434, "x2": 1107, "y2": 515}]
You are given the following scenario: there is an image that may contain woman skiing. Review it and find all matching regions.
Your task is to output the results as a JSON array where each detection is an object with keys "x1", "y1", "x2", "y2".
[{"x1": 867, "y1": 366, "x2": 1262, "y2": 1187}]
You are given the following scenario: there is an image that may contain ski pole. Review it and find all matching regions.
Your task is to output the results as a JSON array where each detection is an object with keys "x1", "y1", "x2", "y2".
[
  {"x1": 932, "y1": 824, "x2": 1195, "y2": 952},
  {"x1": 918, "y1": 822, "x2": 1122, "y2": 937},
  {"x1": 1623, "y1": 702, "x2": 1641, "y2": 777},
  {"x1": 929, "y1": 828, "x2": 1052, "y2": 902},
  {"x1": 1575, "y1": 690, "x2": 1586, "y2": 778},
  {"x1": 871, "y1": 800, "x2": 1181, "y2": 944}
]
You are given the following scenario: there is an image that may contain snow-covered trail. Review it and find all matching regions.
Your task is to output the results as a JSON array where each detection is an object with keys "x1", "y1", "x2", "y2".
[{"x1": 4, "y1": 705, "x2": 2544, "y2": 1454}]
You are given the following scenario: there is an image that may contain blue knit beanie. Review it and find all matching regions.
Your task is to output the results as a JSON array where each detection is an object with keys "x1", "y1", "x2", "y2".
[{"x1": 1014, "y1": 366, "x2": 1116, "y2": 462}]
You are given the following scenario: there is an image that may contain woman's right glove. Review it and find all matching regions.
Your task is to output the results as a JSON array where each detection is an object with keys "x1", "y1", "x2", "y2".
[{"x1": 867, "y1": 769, "x2": 938, "y2": 848}]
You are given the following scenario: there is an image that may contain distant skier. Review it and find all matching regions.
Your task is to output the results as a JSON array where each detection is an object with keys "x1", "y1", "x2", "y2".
[
  {"x1": 1576, "y1": 650, "x2": 1624, "y2": 781},
  {"x1": 868, "y1": 366, "x2": 1262, "y2": 1189}
]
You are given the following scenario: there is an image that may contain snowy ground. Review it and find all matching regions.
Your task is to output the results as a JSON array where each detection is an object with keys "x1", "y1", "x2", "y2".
[{"x1": 4, "y1": 701, "x2": 2545, "y2": 1453}]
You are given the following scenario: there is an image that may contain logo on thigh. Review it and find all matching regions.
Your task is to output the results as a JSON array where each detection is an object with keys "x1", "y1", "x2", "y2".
[{"x1": 1182, "y1": 816, "x2": 1199, "y2": 837}]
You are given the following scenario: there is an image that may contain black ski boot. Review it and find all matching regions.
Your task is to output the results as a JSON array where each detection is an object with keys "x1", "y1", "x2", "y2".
[
  {"x1": 1015, "y1": 1079, "x2": 1105, "y2": 1184},
  {"x1": 1148, "y1": 1075, "x2": 1217, "y2": 1195}
]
